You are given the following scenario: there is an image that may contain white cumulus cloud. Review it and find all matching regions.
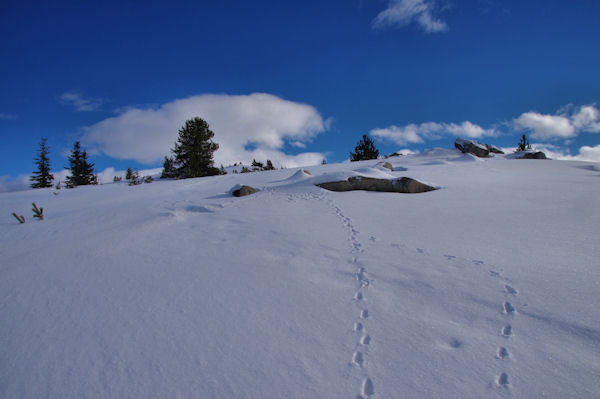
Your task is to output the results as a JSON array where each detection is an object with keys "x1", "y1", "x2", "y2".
[
  {"x1": 513, "y1": 112, "x2": 575, "y2": 140},
  {"x1": 81, "y1": 93, "x2": 329, "y2": 168},
  {"x1": 373, "y1": 0, "x2": 448, "y2": 33},
  {"x1": 571, "y1": 105, "x2": 600, "y2": 133},
  {"x1": 513, "y1": 104, "x2": 600, "y2": 140},
  {"x1": 371, "y1": 120, "x2": 493, "y2": 145}
]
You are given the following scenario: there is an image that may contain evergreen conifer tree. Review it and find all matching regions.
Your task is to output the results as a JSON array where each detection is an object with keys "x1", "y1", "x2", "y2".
[
  {"x1": 160, "y1": 156, "x2": 177, "y2": 178},
  {"x1": 251, "y1": 159, "x2": 264, "y2": 170},
  {"x1": 30, "y1": 137, "x2": 54, "y2": 188},
  {"x1": 265, "y1": 159, "x2": 275, "y2": 170},
  {"x1": 171, "y1": 117, "x2": 220, "y2": 178},
  {"x1": 65, "y1": 141, "x2": 97, "y2": 188},
  {"x1": 516, "y1": 134, "x2": 532, "y2": 152},
  {"x1": 350, "y1": 134, "x2": 380, "y2": 161}
]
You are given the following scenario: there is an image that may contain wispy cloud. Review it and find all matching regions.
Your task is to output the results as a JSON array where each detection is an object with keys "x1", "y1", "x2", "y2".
[
  {"x1": 0, "y1": 113, "x2": 17, "y2": 120},
  {"x1": 513, "y1": 104, "x2": 600, "y2": 140},
  {"x1": 373, "y1": 0, "x2": 448, "y2": 33},
  {"x1": 60, "y1": 90, "x2": 104, "y2": 112},
  {"x1": 0, "y1": 174, "x2": 29, "y2": 193},
  {"x1": 81, "y1": 93, "x2": 330, "y2": 168},
  {"x1": 371, "y1": 121, "x2": 494, "y2": 145}
]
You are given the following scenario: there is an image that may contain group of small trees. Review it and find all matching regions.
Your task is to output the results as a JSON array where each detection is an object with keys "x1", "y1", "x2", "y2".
[{"x1": 30, "y1": 139, "x2": 97, "y2": 189}]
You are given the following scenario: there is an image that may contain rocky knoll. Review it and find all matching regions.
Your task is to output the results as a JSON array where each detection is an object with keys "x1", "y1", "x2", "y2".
[{"x1": 316, "y1": 176, "x2": 436, "y2": 194}]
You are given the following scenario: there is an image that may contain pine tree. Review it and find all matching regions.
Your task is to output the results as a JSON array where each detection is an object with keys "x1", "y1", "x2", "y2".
[
  {"x1": 160, "y1": 156, "x2": 177, "y2": 178},
  {"x1": 265, "y1": 159, "x2": 275, "y2": 170},
  {"x1": 65, "y1": 141, "x2": 97, "y2": 188},
  {"x1": 516, "y1": 134, "x2": 532, "y2": 152},
  {"x1": 251, "y1": 159, "x2": 264, "y2": 170},
  {"x1": 350, "y1": 134, "x2": 380, "y2": 161},
  {"x1": 171, "y1": 117, "x2": 220, "y2": 178},
  {"x1": 30, "y1": 137, "x2": 54, "y2": 188},
  {"x1": 125, "y1": 167, "x2": 133, "y2": 180}
]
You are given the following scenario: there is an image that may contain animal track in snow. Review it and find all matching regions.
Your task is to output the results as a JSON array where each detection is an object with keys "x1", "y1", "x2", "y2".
[
  {"x1": 501, "y1": 325, "x2": 512, "y2": 337},
  {"x1": 320, "y1": 194, "x2": 376, "y2": 398},
  {"x1": 362, "y1": 378, "x2": 375, "y2": 396},
  {"x1": 504, "y1": 285, "x2": 518, "y2": 295},
  {"x1": 497, "y1": 373, "x2": 510, "y2": 387},
  {"x1": 497, "y1": 347, "x2": 509, "y2": 359},
  {"x1": 356, "y1": 268, "x2": 370, "y2": 288},
  {"x1": 472, "y1": 259, "x2": 484, "y2": 265},
  {"x1": 352, "y1": 351, "x2": 364, "y2": 366},
  {"x1": 444, "y1": 254, "x2": 456, "y2": 260},
  {"x1": 503, "y1": 301, "x2": 516, "y2": 315}
]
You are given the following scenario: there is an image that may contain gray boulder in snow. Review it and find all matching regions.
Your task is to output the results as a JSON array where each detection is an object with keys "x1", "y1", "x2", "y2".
[
  {"x1": 316, "y1": 176, "x2": 436, "y2": 194},
  {"x1": 520, "y1": 151, "x2": 547, "y2": 159},
  {"x1": 378, "y1": 162, "x2": 393, "y2": 171},
  {"x1": 454, "y1": 138, "x2": 490, "y2": 158},
  {"x1": 232, "y1": 185, "x2": 258, "y2": 197},
  {"x1": 486, "y1": 144, "x2": 505, "y2": 154}
]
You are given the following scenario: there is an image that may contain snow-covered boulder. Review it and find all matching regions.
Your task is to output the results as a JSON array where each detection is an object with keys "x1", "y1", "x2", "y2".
[
  {"x1": 232, "y1": 185, "x2": 258, "y2": 197},
  {"x1": 520, "y1": 151, "x2": 547, "y2": 159},
  {"x1": 454, "y1": 138, "x2": 490, "y2": 158},
  {"x1": 316, "y1": 176, "x2": 436, "y2": 194},
  {"x1": 486, "y1": 144, "x2": 505, "y2": 154}
]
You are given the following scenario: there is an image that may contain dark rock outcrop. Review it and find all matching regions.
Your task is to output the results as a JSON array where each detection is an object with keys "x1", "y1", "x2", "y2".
[
  {"x1": 486, "y1": 144, "x2": 505, "y2": 154},
  {"x1": 455, "y1": 139, "x2": 490, "y2": 158},
  {"x1": 520, "y1": 151, "x2": 547, "y2": 159},
  {"x1": 232, "y1": 185, "x2": 258, "y2": 197},
  {"x1": 316, "y1": 176, "x2": 436, "y2": 194}
]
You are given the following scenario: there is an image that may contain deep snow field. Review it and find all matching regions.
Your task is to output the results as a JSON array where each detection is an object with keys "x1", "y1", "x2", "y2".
[{"x1": 1, "y1": 149, "x2": 599, "y2": 398}]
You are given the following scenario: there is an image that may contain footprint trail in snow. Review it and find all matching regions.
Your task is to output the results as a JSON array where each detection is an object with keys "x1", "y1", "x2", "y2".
[{"x1": 322, "y1": 195, "x2": 376, "y2": 398}]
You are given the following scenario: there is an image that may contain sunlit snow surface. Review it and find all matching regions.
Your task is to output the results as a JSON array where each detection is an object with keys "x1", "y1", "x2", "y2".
[{"x1": 1, "y1": 149, "x2": 599, "y2": 398}]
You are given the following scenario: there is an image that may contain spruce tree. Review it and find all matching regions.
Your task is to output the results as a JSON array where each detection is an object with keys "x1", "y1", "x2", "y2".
[
  {"x1": 265, "y1": 159, "x2": 275, "y2": 170},
  {"x1": 516, "y1": 134, "x2": 532, "y2": 152},
  {"x1": 251, "y1": 159, "x2": 264, "y2": 170},
  {"x1": 160, "y1": 156, "x2": 177, "y2": 178},
  {"x1": 171, "y1": 117, "x2": 220, "y2": 178},
  {"x1": 350, "y1": 134, "x2": 380, "y2": 161},
  {"x1": 65, "y1": 141, "x2": 97, "y2": 188},
  {"x1": 30, "y1": 137, "x2": 54, "y2": 188}
]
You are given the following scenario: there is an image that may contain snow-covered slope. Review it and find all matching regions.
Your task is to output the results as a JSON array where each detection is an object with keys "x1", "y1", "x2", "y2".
[{"x1": 1, "y1": 150, "x2": 599, "y2": 398}]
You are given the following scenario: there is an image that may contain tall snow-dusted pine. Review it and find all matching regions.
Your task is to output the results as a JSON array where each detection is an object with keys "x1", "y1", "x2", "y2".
[
  {"x1": 171, "y1": 117, "x2": 220, "y2": 178},
  {"x1": 30, "y1": 137, "x2": 54, "y2": 188},
  {"x1": 350, "y1": 134, "x2": 379, "y2": 161},
  {"x1": 65, "y1": 141, "x2": 97, "y2": 188}
]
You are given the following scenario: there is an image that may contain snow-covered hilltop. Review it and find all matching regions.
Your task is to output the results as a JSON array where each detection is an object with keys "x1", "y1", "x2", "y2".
[{"x1": 1, "y1": 149, "x2": 599, "y2": 398}]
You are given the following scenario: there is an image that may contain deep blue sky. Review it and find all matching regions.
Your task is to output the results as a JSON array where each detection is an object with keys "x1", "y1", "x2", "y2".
[{"x1": 2, "y1": 0, "x2": 600, "y2": 188}]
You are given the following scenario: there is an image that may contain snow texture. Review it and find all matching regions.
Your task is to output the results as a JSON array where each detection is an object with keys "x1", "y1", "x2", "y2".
[{"x1": 1, "y1": 150, "x2": 600, "y2": 398}]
